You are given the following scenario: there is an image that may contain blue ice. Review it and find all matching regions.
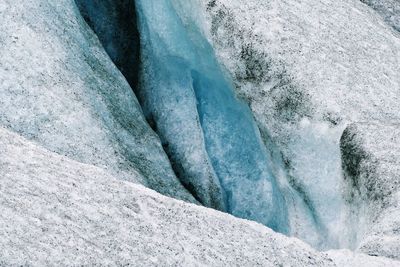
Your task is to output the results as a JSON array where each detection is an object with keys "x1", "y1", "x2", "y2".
[{"x1": 135, "y1": 0, "x2": 288, "y2": 233}]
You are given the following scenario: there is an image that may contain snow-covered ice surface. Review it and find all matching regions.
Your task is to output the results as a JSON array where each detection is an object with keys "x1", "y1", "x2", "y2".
[
  {"x1": 1, "y1": 0, "x2": 400, "y2": 264},
  {"x1": 360, "y1": 0, "x2": 400, "y2": 32},
  {"x1": 195, "y1": 0, "x2": 400, "y2": 249},
  {"x1": 0, "y1": 127, "x2": 329, "y2": 266},
  {"x1": 327, "y1": 249, "x2": 400, "y2": 267},
  {"x1": 0, "y1": 0, "x2": 194, "y2": 202},
  {"x1": 341, "y1": 123, "x2": 400, "y2": 260},
  {"x1": 1, "y1": 126, "x2": 398, "y2": 266}
]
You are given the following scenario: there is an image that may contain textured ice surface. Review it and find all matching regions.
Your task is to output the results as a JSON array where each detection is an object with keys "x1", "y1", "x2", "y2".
[
  {"x1": 360, "y1": 0, "x2": 400, "y2": 32},
  {"x1": 341, "y1": 123, "x2": 400, "y2": 260},
  {"x1": 70, "y1": 0, "x2": 400, "y2": 250},
  {"x1": 135, "y1": 0, "x2": 288, "y2": 231},
  {"x1": 327, "y1": 249, "x2": 400, "y2": 267},
  {"x1": 2, "y1": 0, "x2": 400, "y2": 263},
  {"x1": 0, "y1": 127, "x2": 330, "y2": 266},
  {"x1": 1, "y1": 126, "x2": 397, "y2": 266},
  {"x1": 0, "y1": 0, "x2": 194, "y2": 202},
  {"x1": 197, "y1": 0, "x2": 400, "y2": 249}
]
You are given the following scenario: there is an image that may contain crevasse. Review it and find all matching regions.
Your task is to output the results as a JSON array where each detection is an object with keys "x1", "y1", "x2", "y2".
[
  {"x1": 135, "y1": 0, "x2": 288, "y2": 233},
  {"x1": 74, "y1": 0, "x2": 353, "y2": 249}
]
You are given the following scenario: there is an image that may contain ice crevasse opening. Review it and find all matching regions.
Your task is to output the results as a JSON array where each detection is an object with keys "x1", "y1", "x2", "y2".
[{"x1": 76, "y1": 0, "x2": 351, "y2": 249}]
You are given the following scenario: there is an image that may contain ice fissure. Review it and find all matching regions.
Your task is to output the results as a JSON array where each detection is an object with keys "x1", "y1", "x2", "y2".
[
  {"x1": 75, "y1": 0, "x2": 140, "y2": 89},
  {"x1": 74, "y1": 0, "x2": 354, "y2": 248},
  {"x1": 135, "y1": 0, "x2": 289, "y2": 233}
]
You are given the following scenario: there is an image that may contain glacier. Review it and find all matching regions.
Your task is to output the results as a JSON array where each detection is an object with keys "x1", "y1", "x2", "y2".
[
  {"x1": 200, "y1": 0, "x2": 400, "y2": 249},
  {"x1": 72, "y1": 0, "x2": 400, "y2": 251},
  {"x1": 360, "y1": 0, "x2": 400, "y2": 32},
  {"x1": 1, "y1": 0, "x2": 400, "y2": 264},
  {"x1": 0, "y1": 0, "x2": 195, "y2": 202},
  {"x1": 3, "y1": 126, "x2": 397, "y2": 266}
]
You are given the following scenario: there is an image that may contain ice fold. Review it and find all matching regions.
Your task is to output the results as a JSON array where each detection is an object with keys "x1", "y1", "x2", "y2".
[{"x1": 135, "y1": 0, "x2": 288, "y2": 232}]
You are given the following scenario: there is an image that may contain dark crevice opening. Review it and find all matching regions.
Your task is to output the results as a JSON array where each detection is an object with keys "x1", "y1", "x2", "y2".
[
  {"x1": 75, "y1": 0, "x2": 204, "y2": 205},
  {"x1": 75, "y1": 0, "x2": 141, "y2": 91},
  {"x1": 151, "y1": 112, "x2": 208, "y2": 205}
]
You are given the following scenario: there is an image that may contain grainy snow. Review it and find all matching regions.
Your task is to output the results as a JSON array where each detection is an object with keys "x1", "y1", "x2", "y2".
[
  {"x1": 0, "y1": 0, "x2": 194, "y2": 202},
  {"x1": 1, "y1": 127, "x2": 398, "y2": 266},
  {"x1": 327, "y1": 249, "x2": 400, "y2": 267},
  {"x1": 341, "y1": 123, "x2": 400, "y2": 260},
  {"x1": 0, "y1": 127, "x2": 331, "y2": 266},
  {"x1": 194, "y1": 0, "x2": 400, "y2": 249},
  {"x1": 360, "y1": 0, "x2": 400, "y2": 32},
  {"x1": 1, "y1": 0, "x2": 400, "y2": 264}
]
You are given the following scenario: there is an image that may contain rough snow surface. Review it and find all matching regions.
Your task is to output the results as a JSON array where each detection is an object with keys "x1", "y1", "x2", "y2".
[
  {"x1": 1, "y1": 0, "x2": 400, "y2": 264},
  {"x1": 0, "y1": 127, "x2": 332, "y2": 266},
  {"x1": 327, "y1": 249, "x2": 400, "y2": 267},
  {"x1": 0, "y1": 0, "x2": 194, "y2": 202},
  {"x1": 196, "y1": 0, "x2": 400, "y2": 248},
  {"x1": 360, "y1": 0, "x2": 400, "y2": 32},
  {"x1": 341, "y1": 123, "x2": 400, "y2": 260},
  {"x1": 1, "y1": 127, "x2": 398, "y2": 266}
]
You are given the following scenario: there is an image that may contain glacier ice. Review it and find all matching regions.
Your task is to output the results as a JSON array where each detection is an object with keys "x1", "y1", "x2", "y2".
[
  {"x1": 75, "y1": 0, "x2": 140, "y2": 88},
  {"x1": 200, "y1": 0, "x2": 400, "y2": 249},
  {"x1": 360, "y1": 0, "x2": 400, "y2": 32},
  {"x1": 0, "y1": 0, "x2": 195, "y2": 203},
  {"x1": 135, "y1": 0, "x2": 288, "y2": 232},
  {"x1": 4, "y1": 125, "x2": 388, "y2": 267},
  {"x1": 2, "y1": 0, "x2": 400, "y2": 263},
  {"x1": 74, "y1": 0, "x2": 400, "y2": 250},
  {"x1": 341, "y1": 123, "x2": 400, "y2": 259}
]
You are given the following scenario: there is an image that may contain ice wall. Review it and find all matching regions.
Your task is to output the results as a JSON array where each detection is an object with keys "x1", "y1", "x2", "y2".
[
  {"x1": 135, "y1": 0, "x2": 288, "y2": 232},
  {"x1": 201, "y1": 0, "x2": 400, "y2": 250},
  {"x1": 72, "y1": 0, "x2": 400, "y2": 249}
]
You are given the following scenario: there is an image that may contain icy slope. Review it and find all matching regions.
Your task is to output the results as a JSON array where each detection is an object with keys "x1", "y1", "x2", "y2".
[
  {"x1": 197, "y1": 0, "x2": 400, "y2": 248},
  {"x1": 2, "y1": 127, "x2": 399, "y2": 266},
  {"x1": 2, "y1": 0, "x2": 400, "y2": 263},
  {"x1": 0, "y1": 0, "x2": 194, "y2": 202},
  {"x1": 0, "y1": 127, "x2": 331, "y2": 266},
  {"x1": 360, "y1": 0, "x2": 400, "y2": 32},
  {"x1": 341, "y1": 123, "x2": 400, "y2": 260},
  {"x1": 67, "y1": 0, "x2": 400, "y2": 251}
]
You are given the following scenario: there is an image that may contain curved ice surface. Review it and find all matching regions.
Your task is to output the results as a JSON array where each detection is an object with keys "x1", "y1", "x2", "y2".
[{"x1": 136, "y1": 0, "x2": 288, "y2": 232}]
